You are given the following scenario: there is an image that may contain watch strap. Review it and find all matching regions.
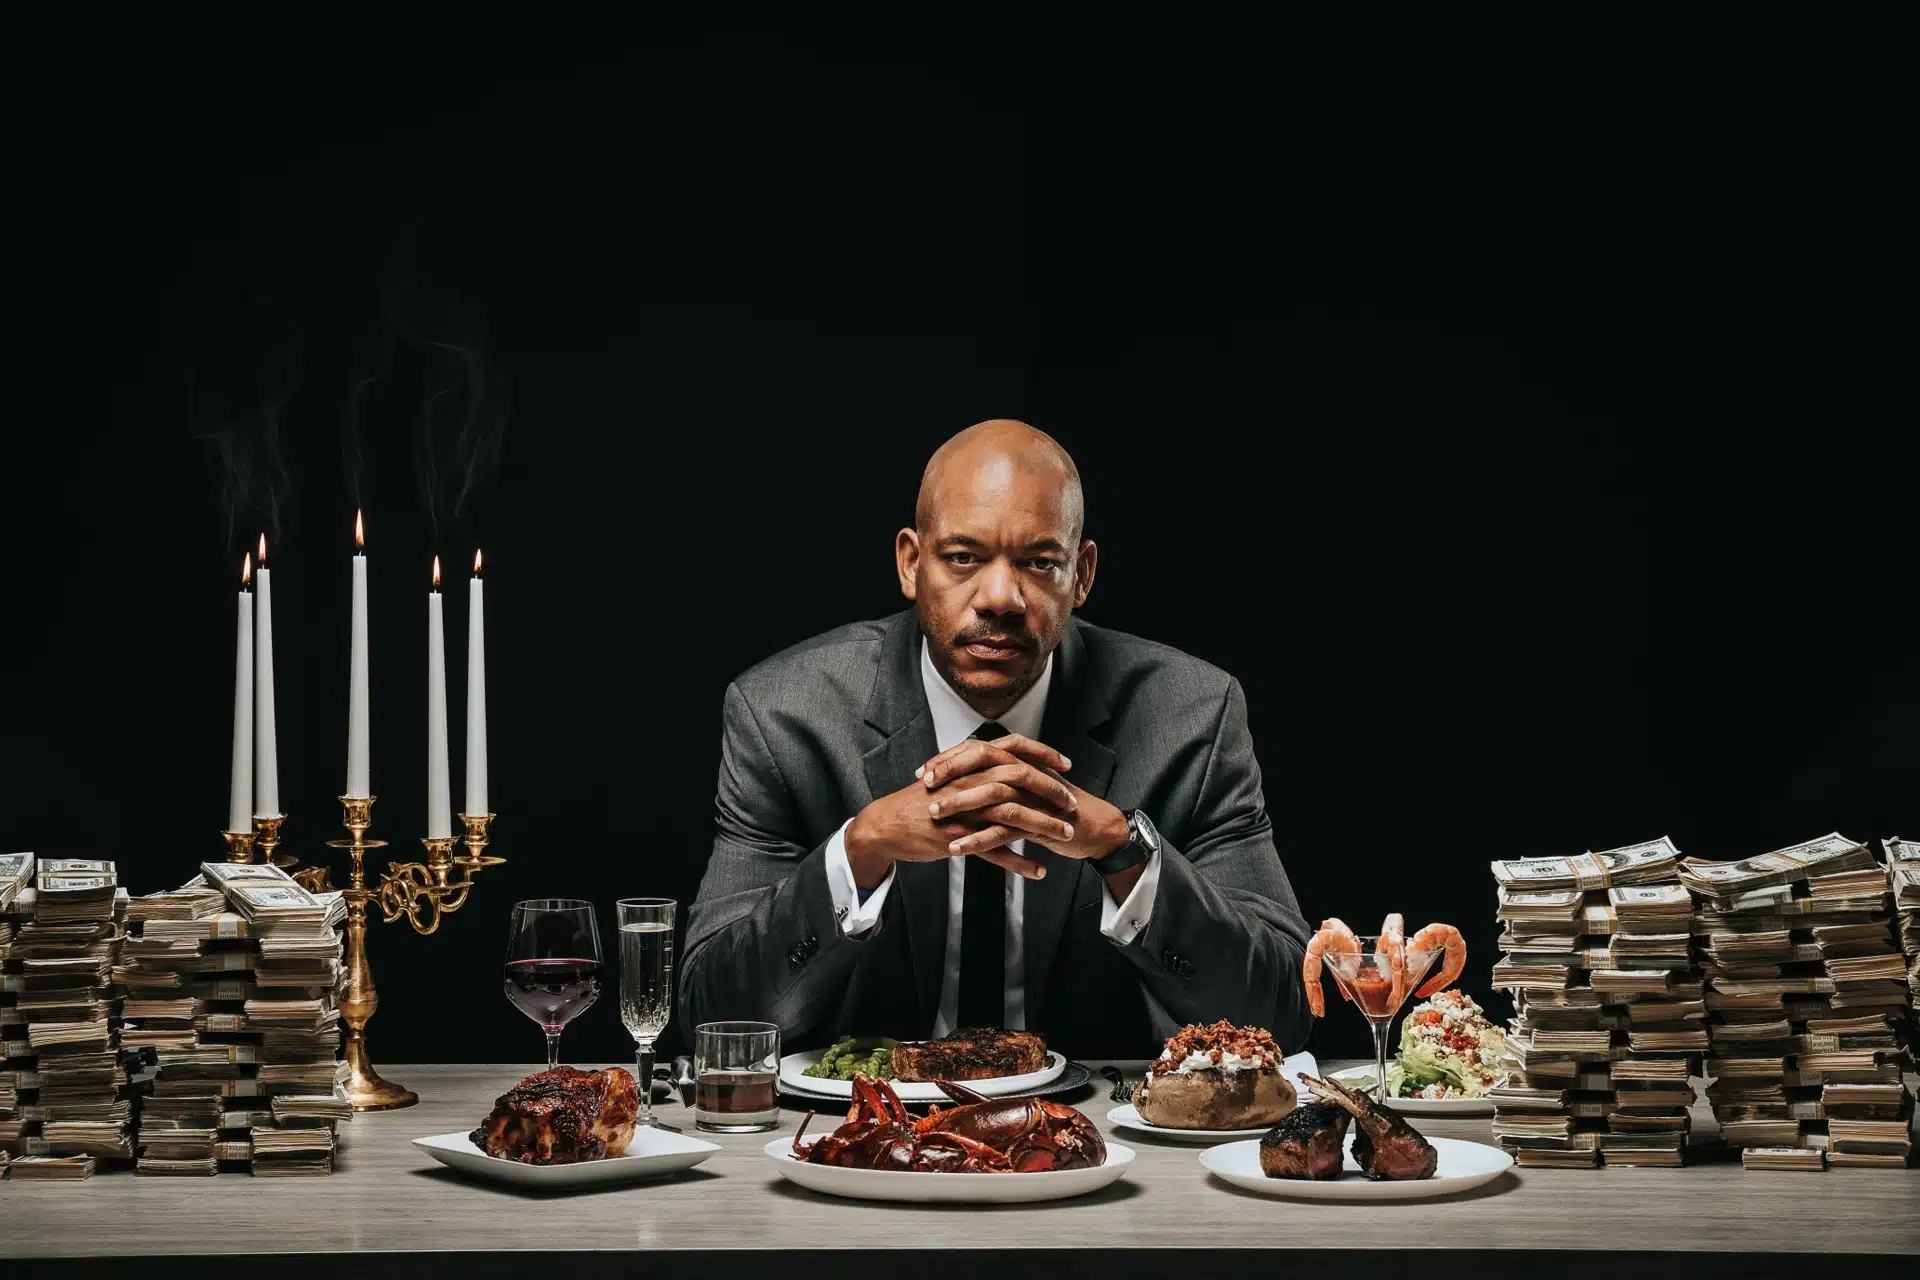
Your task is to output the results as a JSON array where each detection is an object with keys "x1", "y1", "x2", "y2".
[{"x1": 1093, "y1": 811, "x2": 1156, "y2": 877}]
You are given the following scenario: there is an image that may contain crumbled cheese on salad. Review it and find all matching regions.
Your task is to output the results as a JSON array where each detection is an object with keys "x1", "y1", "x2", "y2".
[{"x1": 1394, "y1": 990, "x2": 1506, "y2": 1099}]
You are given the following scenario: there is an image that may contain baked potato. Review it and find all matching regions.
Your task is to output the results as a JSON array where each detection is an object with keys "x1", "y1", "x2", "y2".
[{"x1": 1133, "y1": 1066, "x2": 1297, "y2": 1130}]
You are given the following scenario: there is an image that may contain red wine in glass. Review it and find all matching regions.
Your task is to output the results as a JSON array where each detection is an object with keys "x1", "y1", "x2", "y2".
[
  {"x1": 504, "y1": 900, "x2": 602, "y2": 1070},
  {"x1": 503, "y1": 958, "x2": 602, "y2": 1028}
]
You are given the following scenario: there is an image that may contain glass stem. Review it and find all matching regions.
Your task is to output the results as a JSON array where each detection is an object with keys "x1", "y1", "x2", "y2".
[
  {"x1": 635, "y1": 1041, "x2": 656, "y2": 1126},
  {"x1": 1371, "y1": 1019, "x2": 1392, "y2": 1106},
  {"x1": 545, "y1": 1029, "x2": 561, "y2": 1072}
]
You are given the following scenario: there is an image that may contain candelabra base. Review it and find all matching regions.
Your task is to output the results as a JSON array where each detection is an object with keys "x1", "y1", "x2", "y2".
[{"x1": 343, "y1": 1039, "x2": 418, "y2": 1112}]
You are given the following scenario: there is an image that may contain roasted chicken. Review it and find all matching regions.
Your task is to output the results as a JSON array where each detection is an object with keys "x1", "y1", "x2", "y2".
[{"x1": 470, "y1": 1066, "x2": 640, "y2": 1164}]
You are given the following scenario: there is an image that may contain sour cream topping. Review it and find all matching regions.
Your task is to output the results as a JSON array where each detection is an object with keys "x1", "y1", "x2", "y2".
[{"x1": 1158, "y1": 1047, "x2": 1269, "y2": 1074}]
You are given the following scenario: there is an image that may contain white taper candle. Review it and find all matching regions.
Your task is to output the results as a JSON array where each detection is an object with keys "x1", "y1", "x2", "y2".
[
  {"x1": 253, "y1": 534, "x2": 279, "y2": 816},
  {"x1": 228, "y1": 553, "x2": 255, "y2": 834},
  {"x1": 427, "y1": 556, "x2": 452, "y2": 839},
  {"x1": 347, "y1": 511, "x2": 371, "y2": 797},
  {"x1": 465, "y1": 549, "x2": 487, "y2": 815}
]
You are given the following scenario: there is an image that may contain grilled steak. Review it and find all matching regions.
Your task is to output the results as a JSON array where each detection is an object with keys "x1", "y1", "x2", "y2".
[
  {"x1": 890, "y1": 1028, "x2": 1048, "y2": 1082},
  {"x1": 470, "y1": 1066, "x2": 639, "y2": 1164},
  {"x1": 1259, "y1": 1101, "x2": 1351, "y2": 1179}
]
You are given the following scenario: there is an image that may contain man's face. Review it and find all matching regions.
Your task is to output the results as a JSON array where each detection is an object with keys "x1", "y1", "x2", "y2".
[{"x1": 898, "y1": 451, "x2": 1095, "y2": 714}]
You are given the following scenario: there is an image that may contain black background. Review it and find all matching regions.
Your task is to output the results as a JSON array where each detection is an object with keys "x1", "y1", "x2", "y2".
[{"x1": 8, "y1": 9, "x2": 1915, "y2": 1066}]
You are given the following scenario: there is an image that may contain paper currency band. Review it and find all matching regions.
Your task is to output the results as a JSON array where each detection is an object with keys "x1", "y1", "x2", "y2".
[{"x1": 1570, "y1": 852, "x2": 1612, "y2": 891}]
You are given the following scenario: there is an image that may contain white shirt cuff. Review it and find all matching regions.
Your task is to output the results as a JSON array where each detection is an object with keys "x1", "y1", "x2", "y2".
[
  {"x1": 825, "y1": 818, "x2": 894, "y2": 937},
  {"x1": 1097, "y1": 846, "x2": 1161, "y2": 945}
]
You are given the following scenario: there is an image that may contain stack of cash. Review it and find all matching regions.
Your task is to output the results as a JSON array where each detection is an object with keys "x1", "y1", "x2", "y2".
[
  {"x1": 1886, "y1": 838, "x2": 1919, "y2": 1019},
  {"x1": 0, "y1": 857, "x2": 135, "y2": 1179},
  {"x1": 5, "y1": 1153, "x2": 97, "y2": 1180},
  {"x1": 0, "y1": 854, "x2": 26, "y2": 1167},
  {"x1": 0, "y1": 852, "x2": 31, "y2": 915},
  {"x1": 1741, "y1": 1146, "x2": 1825, "y2": 1171},
  {"x1": 119, "y1": 863, "x2": 348, "y2": 1176},
  {"x1": 1686, "y1": 833, "x2": 1913, "y2": 1170},
  {"x1": 1490, "y1": 837, "x2": 1702, "y2": 1167}
]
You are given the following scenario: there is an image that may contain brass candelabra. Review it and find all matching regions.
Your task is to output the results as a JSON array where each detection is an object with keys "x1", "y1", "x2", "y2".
[
  {"x1": 218, "y1": 797, "x2": 503, "y2": 1110},
  {"x1": 378, "y1": 811, "x2": 502, "y2": 934},
  {"x1": 317, "y1": 796, "x2": 504, "y2": 1110}
]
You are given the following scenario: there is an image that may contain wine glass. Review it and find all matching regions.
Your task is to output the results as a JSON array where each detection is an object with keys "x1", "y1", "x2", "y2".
[
  {"x1": 503, "y1": 899, "x2": 602, "y2": 1071},
  {"x1": 616, "y1": 897, "x2": 677, "y2": 1129},
  {"x1": 1324, "y1": 939, "x2": 1439, "y2": 1105}
]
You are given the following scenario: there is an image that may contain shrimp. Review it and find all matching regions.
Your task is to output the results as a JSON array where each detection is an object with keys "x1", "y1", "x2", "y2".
[
  {"x1": 1407, "y1": 922, "x2": 1467, "y2": 998},
  {"x1": 1303, "y1": 917, "x2": 1361, "y2": 1017},
  {"x1": 1377, "y1": 913, "x2": 1407, "y2": 1007}
]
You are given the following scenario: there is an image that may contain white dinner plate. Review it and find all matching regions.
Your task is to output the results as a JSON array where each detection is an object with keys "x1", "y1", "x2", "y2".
[
  {"x1": 1105, "y1": 1050, "x2": 1322, "y2": 1142},
  {"x1": 413, "y1": 1126, "x2": 721, "y2": 1188},
  {"x1": 777, "y1": 1049, "x2": 1067, "y2": 1102},
  {"x1": 1107, "y1": 1102, "x2": 1266, "y2": 1142},
  {"x1": 769, "y1": 1135, "x2": 1135, "y2": 1202},
  {"x1": 1329, "y1": 1066, "x2": 1496, "y2": 1116},
  {"x1": 1199, "y1": 1134, "x2": 1513, "y2": 1201}
]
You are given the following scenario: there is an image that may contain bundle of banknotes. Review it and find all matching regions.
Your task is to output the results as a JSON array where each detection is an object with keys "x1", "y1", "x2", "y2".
[
  {"x1": 0, "y1": 856, "x2": 134, "y2": 1179},
  {"x1": 115, "y1": 863, "x2": 350, "y2": 1177},
  {"x1": 1694, "y1": 833, "x2": 1914, "y2": 1170},
  {"x1": 1888, "y1": 838, "x2": 1920, "y2": 1020},
  {"x1": 1490, "y1": 837, "x2": 1704, "y2": 1168}
]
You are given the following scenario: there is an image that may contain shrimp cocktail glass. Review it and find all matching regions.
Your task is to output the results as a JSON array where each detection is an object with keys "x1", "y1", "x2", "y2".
[
  {"x1": 1324, "y1": 941, "x2": 1439, "y2": 1106},
  {"x1": 1303, "y1": 916, "x2": 1468, "y2": 1105}
]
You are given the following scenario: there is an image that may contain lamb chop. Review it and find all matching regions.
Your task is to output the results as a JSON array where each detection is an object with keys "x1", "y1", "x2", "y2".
[
  {"x1": 1300, "y1": 1073, "x2": 1437, "y2": 1180},
  {"x1": 470, "y1": 1066, "x2": 640, "y2": 1164},
  {"x1": 1258, "y1": 1101, "x2": 1351, "y2": 1179}
]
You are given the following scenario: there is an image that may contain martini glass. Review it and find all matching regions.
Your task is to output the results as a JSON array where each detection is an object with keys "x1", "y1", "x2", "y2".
[{"x1": 1324, "y1": 939, "x2": 1440, "y2": 1105}]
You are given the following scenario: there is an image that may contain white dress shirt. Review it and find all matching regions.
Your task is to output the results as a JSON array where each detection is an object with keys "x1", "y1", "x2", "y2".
[{"x1": 824, "y1": 640, "x2": 1162, "y2": 1035}]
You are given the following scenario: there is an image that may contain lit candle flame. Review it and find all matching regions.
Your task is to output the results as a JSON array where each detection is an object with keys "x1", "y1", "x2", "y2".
[
  {"x1": 354, "y1": 509, "x2": 365, "y2": 549},
  {"x1": 432, "y1": 555, "x2": 441, "y2": 588},
  {"x1": 242, "y1": 551, "x2": 253, "y2": 586},
  {"x1": 257, "y1": 532, "x2": 267, "y2": 566},
  {"x1": 474, "y1": 548, "x2": 483, "y2": 574}
]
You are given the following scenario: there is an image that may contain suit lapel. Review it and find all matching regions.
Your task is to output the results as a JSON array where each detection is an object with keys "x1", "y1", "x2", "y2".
[
  {"x1": 1023, "y1": 619, "x2": 1116, "y2": 1026},
  {"x1": 860, "y1": 612, "x2": 947, "y2": 1030}
]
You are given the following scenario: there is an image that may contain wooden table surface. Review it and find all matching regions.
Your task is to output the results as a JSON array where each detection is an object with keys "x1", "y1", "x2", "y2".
[{"x1": 3, "y1": 1061, "x2": 1916, "y2": 1278}]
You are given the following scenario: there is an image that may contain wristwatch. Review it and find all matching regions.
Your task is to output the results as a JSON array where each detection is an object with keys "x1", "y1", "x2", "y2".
[{"x1": 1092, "y1": 809, "x2": 1159, "y2": 878}]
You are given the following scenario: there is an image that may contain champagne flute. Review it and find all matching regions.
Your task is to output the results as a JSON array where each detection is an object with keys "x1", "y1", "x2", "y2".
[
  {"x1": 503, "y1": 899, "x2": 602, "y2": 1071},
  {"x1": 617, "y1": 897, "x2": 677, "y2": 1128}
]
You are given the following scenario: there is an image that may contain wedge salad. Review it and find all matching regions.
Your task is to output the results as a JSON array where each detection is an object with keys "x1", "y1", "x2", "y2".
[{"x1": 1347, "y1": 990, "x2": 1507, "y2": 1100}]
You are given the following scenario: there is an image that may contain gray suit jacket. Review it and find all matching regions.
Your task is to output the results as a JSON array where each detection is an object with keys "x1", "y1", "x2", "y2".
[{"x1": 680, "y1": 609, "x2": 1314, "y2": 1058}]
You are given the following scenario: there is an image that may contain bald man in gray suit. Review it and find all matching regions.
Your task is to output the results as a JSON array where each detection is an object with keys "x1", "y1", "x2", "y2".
[{"x1": 681, "y1": 421, "x2": 1313, "y2": 1058}]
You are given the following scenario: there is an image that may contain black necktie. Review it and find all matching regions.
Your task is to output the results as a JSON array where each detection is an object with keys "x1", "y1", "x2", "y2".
[{"x1": 956, "y1": 722, "x2": 1009, "y2": 1030}]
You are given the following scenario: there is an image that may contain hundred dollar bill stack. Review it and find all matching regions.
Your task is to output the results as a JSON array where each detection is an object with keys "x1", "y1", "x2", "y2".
[
  {"x1": 1489, "y1": 837, "x2": 1703, "y2": 1168},
  {"x1": 119, "y1": 863, "x2": 350, "y2": 1176},
  {"x1": 1680, "y1": 833, "x2": 1913, "y2": 1171},
  {"x1": 1886, "y1": 838, "x2": 1919, "y2": 1028},
  {"x1": 0, "y1": 856, "x2": 134, "y2": 1179},
  {"x1": 0, "y1": 852, "x2": 30, "y2": 1169}
]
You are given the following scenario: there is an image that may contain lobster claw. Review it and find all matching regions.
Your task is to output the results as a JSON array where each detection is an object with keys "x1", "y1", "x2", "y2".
[
  {"x1": 934, "y1": 1079, "x2": 991, "y2": 1105},
  {"x1": 847, "y1": 1073, "x2": 910, "y2": 1127}
]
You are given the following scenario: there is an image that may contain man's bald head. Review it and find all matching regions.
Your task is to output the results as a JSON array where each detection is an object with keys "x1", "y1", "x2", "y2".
[
  {"x1": 915, "y1": 419, "x2": 1084, "y2": 542},
  {"x1": 898, "y1": 419, "x2": 1097, "y2": 718}
]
